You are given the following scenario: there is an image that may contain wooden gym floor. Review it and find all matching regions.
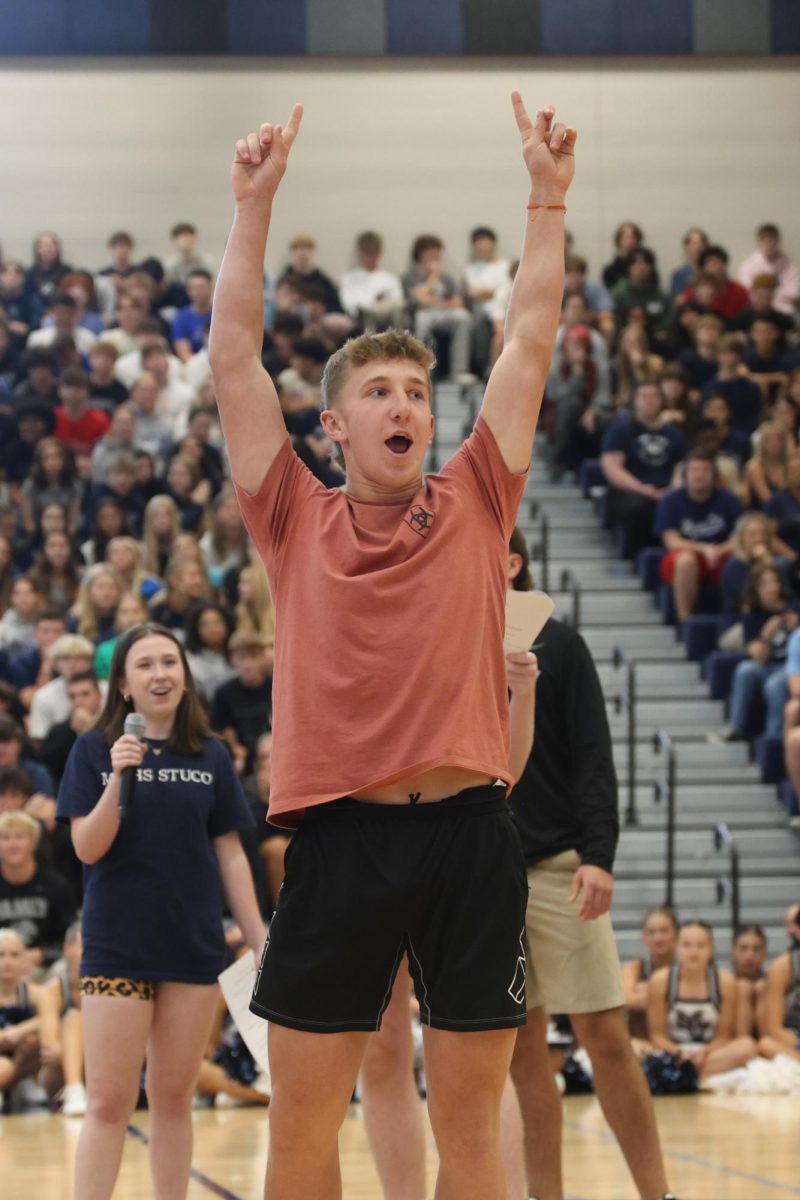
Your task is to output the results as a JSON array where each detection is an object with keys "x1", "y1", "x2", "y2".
[{"x1": 4, "y1": 1093, "x2": 800, "y2": 1199}]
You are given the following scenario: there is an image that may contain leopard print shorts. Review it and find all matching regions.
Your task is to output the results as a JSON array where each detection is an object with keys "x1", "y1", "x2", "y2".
[{"x1": 80, "y1": 976, "x2": 157, "y2": 1001}]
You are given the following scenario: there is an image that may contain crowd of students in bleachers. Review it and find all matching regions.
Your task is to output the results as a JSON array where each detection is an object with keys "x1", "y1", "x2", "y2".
[{"x1": 0, "y1": 214, "x2": 798, "y2": 1112}]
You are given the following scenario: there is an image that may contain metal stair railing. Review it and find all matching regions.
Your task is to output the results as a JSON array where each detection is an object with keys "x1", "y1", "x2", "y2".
[
  {"x1": 653, "y1": 730, "x2": 677, "y2": 907},
  {"x1": 713, "y1": 822, "x2": 742, "y2": 940},
  {"x1": 611, "y1": 647, "x2": 638, "y2": 827}
]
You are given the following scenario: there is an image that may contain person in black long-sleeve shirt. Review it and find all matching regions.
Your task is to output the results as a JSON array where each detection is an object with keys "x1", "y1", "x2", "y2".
[{"x1": 502, "y1": 530, "x2": 675, "y2": 1200}]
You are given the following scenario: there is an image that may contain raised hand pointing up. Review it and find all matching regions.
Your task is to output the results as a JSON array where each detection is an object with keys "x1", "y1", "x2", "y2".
[
  {"x1": 511, "y1": 92, "x2": 576, "y2": 204},
  {"x1": 231, "y1": 103, "x2": 304, "y2": 205}
]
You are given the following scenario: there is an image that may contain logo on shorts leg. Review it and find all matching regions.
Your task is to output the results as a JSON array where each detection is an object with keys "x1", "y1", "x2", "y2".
[{"x1": 507, "y1": 931, "x2": 526, "y2": 1006}]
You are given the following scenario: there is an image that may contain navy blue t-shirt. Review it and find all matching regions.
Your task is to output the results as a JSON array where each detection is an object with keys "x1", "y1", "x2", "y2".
[
  {"x1": 765, "y1": 490, "x2": 800, "y2": 552},
  {"x1": 601, "y1": 416, "x2": 687, "y2": 488},
  {"x1": 700, "y1": 377, "x2": 762, "y2": 436},
  {"x1": 56, "y1": 729, "x2": 253, "y2": 982},
  {"x1": 655, "y1": 487, "x2": 743, "y2": 544}
]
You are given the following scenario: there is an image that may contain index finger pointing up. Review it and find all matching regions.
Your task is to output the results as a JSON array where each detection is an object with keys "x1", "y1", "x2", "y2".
[
  {"x1": 284, "y1": 102, "x2": 304, "y2": 147},
  {"x1": 511, "y1": 92, "x2": 554, "y2": 143}
]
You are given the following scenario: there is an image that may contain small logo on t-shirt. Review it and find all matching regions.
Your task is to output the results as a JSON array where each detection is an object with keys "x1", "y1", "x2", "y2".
[{"x1": 404, "y1": 504, "x2": 435, "y2": 538}]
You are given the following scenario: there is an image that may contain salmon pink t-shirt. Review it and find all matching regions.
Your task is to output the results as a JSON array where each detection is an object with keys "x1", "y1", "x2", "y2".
[{"x1": 234, "y1": 416, "x2": 527, "y2": 826}]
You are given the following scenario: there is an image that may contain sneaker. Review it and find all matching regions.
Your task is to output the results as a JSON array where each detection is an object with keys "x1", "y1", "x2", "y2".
[
  {"x1": 789, "y1": 815, "x2": 800, "y2": 831},
  {"x1": 61, "y1": 1082, "x2": 88, "y2": 1117},
  {"x1": 706, "y1": 725, "x2": 743, "y2": 744}
]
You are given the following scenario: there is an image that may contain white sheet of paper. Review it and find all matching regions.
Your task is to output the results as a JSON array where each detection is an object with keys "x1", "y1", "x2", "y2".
[
  {"x1": 504, "y1": 590, "x2": 555, "y2": 654},
  {"x1": 218, "y1": 950, "x2": 270, "y2": 1081}
]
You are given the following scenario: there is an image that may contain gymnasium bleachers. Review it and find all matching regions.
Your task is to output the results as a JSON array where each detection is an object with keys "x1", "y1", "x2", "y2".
[{"x1": 433, "y1": 378, "x2": 800, "y2": 965}]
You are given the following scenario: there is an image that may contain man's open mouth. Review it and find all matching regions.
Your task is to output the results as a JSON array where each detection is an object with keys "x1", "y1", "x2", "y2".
[{"x1": 385, "y1": 434, "x2": 412, "y2": 455}]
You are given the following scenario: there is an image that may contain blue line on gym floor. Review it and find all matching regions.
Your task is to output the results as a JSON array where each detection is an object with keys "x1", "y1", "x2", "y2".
[
  {"x1": 563, "y1": 1118, "x2": 800, "y2": 1198},
  {"x1": 126, "y1": 1125, "x2": 247, "y2": 1200}
]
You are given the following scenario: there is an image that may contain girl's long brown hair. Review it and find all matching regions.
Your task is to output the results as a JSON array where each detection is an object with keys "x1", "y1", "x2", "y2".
[{"x1": 96, "y1": 622, "x2": 209, "y2": 756}]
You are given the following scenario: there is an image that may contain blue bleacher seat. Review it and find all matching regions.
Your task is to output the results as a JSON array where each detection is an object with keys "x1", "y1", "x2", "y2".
[
  {"x1": 682, "y1": 615, "x2": 723, "y2": 662},
  {"x1": 638, "y1": 547, "x2": 663, "y2": 592},
  {"x1": 754, "y1": 735, "x2": 786, "y2": 784}
]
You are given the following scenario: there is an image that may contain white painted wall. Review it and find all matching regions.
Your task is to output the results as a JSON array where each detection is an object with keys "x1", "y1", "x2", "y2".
[{"x1": 1, "y1": 56, "x2": 798, "y2": 284}]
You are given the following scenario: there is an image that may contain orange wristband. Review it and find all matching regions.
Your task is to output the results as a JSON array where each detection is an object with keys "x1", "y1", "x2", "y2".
[{"x1": 527, "y1": 203, "x2": 566, "y2": 212}]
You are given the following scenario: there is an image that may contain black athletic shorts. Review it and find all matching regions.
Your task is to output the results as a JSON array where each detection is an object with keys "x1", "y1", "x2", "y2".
[{"x1": 250, "y1": 784, "x2": 529, "y2": 1034}]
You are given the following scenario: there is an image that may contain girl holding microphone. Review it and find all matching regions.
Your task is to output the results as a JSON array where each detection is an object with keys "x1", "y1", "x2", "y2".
[{"x1": 57, "y1": 622, "x2": 265, "y2": 1200}]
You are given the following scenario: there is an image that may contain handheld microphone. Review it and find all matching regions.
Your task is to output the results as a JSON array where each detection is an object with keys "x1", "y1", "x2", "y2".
[{"x1": 118, "y1": 712, "x2": 147, "y2": 821}]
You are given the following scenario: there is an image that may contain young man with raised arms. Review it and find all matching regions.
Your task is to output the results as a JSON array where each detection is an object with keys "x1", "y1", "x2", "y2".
[{"x1": 210, "y1": 95, "x2": 575, "y2": 1200}]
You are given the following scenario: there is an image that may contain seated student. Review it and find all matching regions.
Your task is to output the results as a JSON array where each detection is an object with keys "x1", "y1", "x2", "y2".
[
  {"x1": 69, "y1": 564, "x2": 122, "y2": 647},
  {"x1": 656, "y1": 451, "x2": 743, "y2": 622},
  {"x1": 43, "y1": 922, "x2": 86, "y2": 1116},
  {"x1": 765, "y1": 451, "x2": 800, "y2": 556},
  {"x1": 621, "y1": 905, "x2": 679, "y2": 1051},
  {"x1": 12, "y1": 348, "x2": 59, "y2": 411},
  {"x1": 745, "y1": 316, "x2": 799, "y2": 403},
  {"x1": 148, "y1": 554, "x2": 210, "y2": 635},
  {"x1": 546, "y1": 324, "x2": 612, "y2": 481},
  {"x1": 563, "y1": 253, "x2": 614, "y2": 340},
  {"x1": 698, "y1": 393, "x2": 752, "y2": 467},
  {"x1": 83, "y1": 452, "x2": 147, "y2": 537},
  {"x1": 733, "y1": 272, "x2": 796, "y2": 340},
  {"x1": 18, "y1": 436, "x2": 83, "y2": 536},
  {"x1": 52, "y1": 369, "x2": 110, "y2": 458},
  {"x1": 92, "y1": 591, "x2": 149, "y2": 681},
  {"x1": 710, "y1": 563, "x2": 798, "y2": 743},
  {"x1": 339, "y1": 230, "x2": 406, "y2": 333},
  {"x1": 402, "y1": 234, "x2": 474, "y2": 380},
  {"x1": 720, "y1": 512, "x2": 794, "y2": 621},
  {"x1": 670, "y1": 226, "x2": 709, "y2": 297},
  {"x1": 601, "y1": 382, "x2": 687, "y2": 559},
  {"x1": 676, "y1": 313, "x2": 723, "y2": 392},
  {"x1": 738, "y1": 223, "x2": 799, "y2": 317},
  {"x1": 5, "y1": 609, "x2": 69, "y2": 711},
  {"x1": 602, "y1": 220, "x2": 644, "y2": 291},
  {"x1": 0, "y1": 810, "x2": 76, "y2": 969},
  {"x1": 743, "y1": 422, "x2": 793, "y2": 510},
  {"x1": 611, "y1": 248, "x2": 673, "y2": 350},
  {"x1": 38, "y1": 671, "x2": 104, "y2": 789},
  {"x1": 28, "y1": 290, "x2": 96, "y2": 358},
  {"x1": 242, "y1": 732, "x2": 291, "y2": 914},
  {"x1": 0, "y1": 576, "x2": 44, "y2": 657},
  {"x1": 87, "y1": 340, "x2": 129, "y2": 410},
  {"x1": 27, "y1": 634, "x2": 97, "y2": 743},
  {"x1": 612, "y1": 322, "x2": 663, "y2": 408},
  {"x1": 731, "y1": 925, "x2": 769, "y2": 1041},
  {"x1": 104, "y1": 536, "x2": 161, "y2": 604},
  {"x1": 211, "y1": 631, "x2": 273, "y2": 776},
  {"x1": 171, "y1": 268, "x2": 214, "y2": 363},
  {"x1": 163, "y1": 454, "x2": 209, "y2": 532},
  {"x1": 647, "y1": 920, "x2": 756, "y2": 1081},
  {"x1": 26, "y1": 532, "x2": 82, "y2": 612},
  {"x1": 195, "y1": 982, "x2": 270, "y2": 1110},
  {"x1": 233, "y1": 562, "x2": 275, "y2": 645},
  {"x1": 0, "y1": 927, "x2": 61, "y2": 1110},
  {"x1": 658, "y1": 364, "x2": 695, "y2": 432},
  {"x1": 701, "y1": 332, "x2": 763, "y2": 439},
  {"x1": 684, "y1": 245, "x2": 749, "y2": 320},
  {"x1": 79, "y1": 497, "x2": 130, "y2": 569},
  {"x1": 0, "y1": 721, "x2": 55, "y2": 801},
  {"x1": 184, "y1": 603, "x2": 236, "y2": 703},
  {"x1": 89, "y1": 405, "x2": 138, "y2": 482},
  {"x1": 279, "y1": 232, "x2": 342, "y2": 315},
  {"x1": 125, "y1": 372, "x2": 174, "y2": 465},
  {"x1": 758, "y1": 904, "x2": 800, "y2": 1062}
]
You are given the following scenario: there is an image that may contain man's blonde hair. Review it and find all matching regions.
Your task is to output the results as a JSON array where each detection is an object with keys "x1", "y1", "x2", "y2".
[
  {"x1": 321, "y1": 329, "x2": 435, "y2": 411},
  {"x1": 0, "y1": 810, "x2": 42, "y2": 845}
]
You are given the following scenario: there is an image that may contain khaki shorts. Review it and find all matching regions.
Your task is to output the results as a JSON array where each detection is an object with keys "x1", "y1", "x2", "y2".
[{"x1": 524, "y1": 850, "x2": 624, "y2": 1015}]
